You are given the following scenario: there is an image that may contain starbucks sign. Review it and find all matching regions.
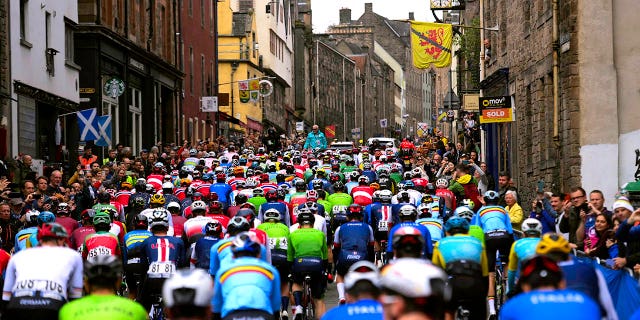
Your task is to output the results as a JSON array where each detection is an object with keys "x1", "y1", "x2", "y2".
[{"x1": 104, "y1": 77, "x2": 125, "y2": 99}]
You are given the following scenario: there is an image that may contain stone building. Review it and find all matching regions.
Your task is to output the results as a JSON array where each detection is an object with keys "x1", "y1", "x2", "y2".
[
  {"x1": 0, "y1": 0, "x2": 9, "y2": 159},
  {"x1": 479, "y1": 0, "x2": 640, "y2": 205}
]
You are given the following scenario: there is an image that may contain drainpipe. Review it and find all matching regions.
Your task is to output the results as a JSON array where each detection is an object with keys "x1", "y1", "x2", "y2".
[
  {"x1": 479, "y1": 0, "x2": 485, "y2": 162},
  {"x1": 552, "y1": 0, "x2": 560, "y2": 147}
]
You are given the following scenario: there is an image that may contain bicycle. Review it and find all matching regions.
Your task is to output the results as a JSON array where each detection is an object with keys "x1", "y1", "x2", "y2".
[
  {"x1": 149, "y1": 293, "x2": 165, "y2": 320},
  {"x1": 455, "y1": 305, "x2": 470, "y2": 320},
  {"x1": 494, "y1": 253, "x2": 508, "y2": 314},
  {"x1": 301, "y1": 274, "x2": 315, "y2": 320},
  {"x1": 377, "y1": 240, "x2": 389, "y2": 267}
]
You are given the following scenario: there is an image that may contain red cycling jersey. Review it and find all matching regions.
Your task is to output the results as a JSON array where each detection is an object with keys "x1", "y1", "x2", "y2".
[{"x1": 82, "y1": 231, "x2": 121, "y2": 260}]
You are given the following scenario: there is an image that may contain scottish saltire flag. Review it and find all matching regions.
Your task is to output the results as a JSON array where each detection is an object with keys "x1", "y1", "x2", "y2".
[
  {"x1": 77, "y1": 108, "x2": 99, "y2": 141},
  {"x1": 95, "y1": 115, "x2": 112, "y2": 147}
]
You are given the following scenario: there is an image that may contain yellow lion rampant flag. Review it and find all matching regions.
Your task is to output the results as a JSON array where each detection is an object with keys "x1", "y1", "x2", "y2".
[{"x1": 410, "y1": 21, "x2": 453, "y2": 68}]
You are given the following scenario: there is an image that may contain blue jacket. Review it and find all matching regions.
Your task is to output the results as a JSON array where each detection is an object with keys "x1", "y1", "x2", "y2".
[{"x1": 303, "y1": 131, "x2": 327, "y2": 150}]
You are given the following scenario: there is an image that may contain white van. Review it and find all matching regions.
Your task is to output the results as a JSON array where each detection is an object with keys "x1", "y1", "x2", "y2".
[{"x1": 366, "y1": 137, "x2": 399, "y2": 153}]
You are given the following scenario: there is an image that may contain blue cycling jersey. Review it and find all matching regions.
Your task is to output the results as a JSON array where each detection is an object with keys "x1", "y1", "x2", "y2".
[
  {"x1": 334, "y1": 222, "x2": 374, "y2": 262},
  {"x1": 386, "y1": 222, "x2": 433, "y2": 257},
  {"x1": 500, "y1": 289, "x2": 600, "y2": 320},
  {"x1": 140, "y1": 235, "x2": 187, "y2": 275},
  {"x1": 14, "y1": 226, "x2": 37, "y2": 253},
  {"x1": 210, "y1": 183, "x2": 233, "y2": 204},
  {"x1": 512, "y1": 237, "x2": 540, "y2": 268},
  {"x1": 258, "y1": 201, "x2": 291, "y2": 226},
  {"x1": 472, "y1": 205, "x2": 513, "y2": 234},
  {"x1": 297, "y1": 202, "x2": 326, "y2": 218},
  {"x1": 193, "y1": 236, "x2": 221, "y2": 270},
  {"x1": 416, "y1": 218, "x2": 444, "y2": 243},
  {"x1": 434, "y1": 234, "x2": 484, "y2": 265},
  {"x1": 213, "y1": 257, "x2": 281, "y2": 317},
  {"x1": 366, "y1": 203, "x2": 398, "y2": 234},
  {"x1": 209, "y1": 237, "x2": 268, "y2": 277},
  {"x1": 123, "y1": 229, "x2": 152, "y2": 261},
  {"x1": 321, "y1": 299, "x2": 384, "y2": 320}
]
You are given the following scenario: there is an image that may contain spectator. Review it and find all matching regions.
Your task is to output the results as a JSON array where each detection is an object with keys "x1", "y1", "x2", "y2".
[
  {"x1": 36, "y1": 176, "x2": 49, "y2": 196},
  {"x1": 479, "y1": 162, "x2": 496, "y2": 191},
  {"x1": 103, "y1": 149, "x2": 118, "y2": 166},
  {"x1": 560, "y1": 186, "x2": 588, "y2": 249},
  {"x1": 504, "y1": 190, "x2": 524, "y2": 231},
  {"x1": 585, "y1": 214, "x2": 617, "y2": 260},
  {"x1": 46, "y1": 170, "x2": 66, "y2": 196},
  {"x1": 303, "y1": 125, "x2": 327, "y2": 150},
  {"x1": 78, "y1": 146, "x2": 98, "y2": 171},
  {"x1": 529, "y1": 195, "x2": 557, "y2": 234},
  {"x1": 613, "y1": 198, "x2": 638, "y2": 271},
  {"x1": 498, "y1": 172, "x2": 517, "y2": 207},
  {"x1": 10, "y1": 154, "x2": 36, "y2": 189},
  {"x1": 0, "y1": 202, "x2": 16, "y2": 252}
]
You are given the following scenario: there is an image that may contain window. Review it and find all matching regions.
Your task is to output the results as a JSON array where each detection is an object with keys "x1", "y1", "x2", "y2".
[
  {"x1": 129, "y1": 87, "x2": 143, "y2": 153},
  {"x1": 201, "y1": 55, "x2": 205, "y2": 96},
  {"x1": 252, "y1": 32, "x2": 256, "y2": 58},
  {"x1": 19, "y1": 0, "x2": 28, "y2": 42},
  {"x1": 64, "y1": 21, "x2": 74, "y2": 63},
  {"x1": 194, "y1": 117, "x2": 199, "y2": 140},
  {"x1": 270, "y1": 31, "x2": 276, "y2": 54},
  {"x1": 201, "y1": 0, "x2": 205, "y2": 27},
  {"x1": 188, "y1": 0, "x2": 193, "y2": 17},
  {"x1": 189, "y1": 47, "x2": 194, "y2": 95},
  {"x1": 102, "y1": 98, "x2": 120, "y2": 147},
  {"x1": 45, "y1": 12, "x2": 51, "y2": 48},
  {"x1": 210, "y1": 0, "x2": 214, "y2": 34}
]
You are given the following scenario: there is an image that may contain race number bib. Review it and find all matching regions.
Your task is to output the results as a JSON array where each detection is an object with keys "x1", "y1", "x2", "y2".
[
  {"x1": 377, "y1": 221, "x2": 389, "y2": 232},
  {"x1": 88, "y1": 246, "x2": 113, "y2": 257},
  {"x1": 148, "y1": 261, "x2": 176, "y2": 277},
  {"x1": 268, "y1": 237, "x2": 288, "y2": 250},
  {"x1": 332, "y1": 206, "x2": 347, "y2": 215}
]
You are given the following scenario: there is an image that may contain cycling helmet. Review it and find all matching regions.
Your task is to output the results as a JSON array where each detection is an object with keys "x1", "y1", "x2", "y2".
[
  {"x1": 333, "y1": 181, "x2": 345, "y2": 192},
  {"x1": 435, "y1": 178, "x2": 449, "y2": 189},
  {"x1": 252, "y1": 188, "x2": 264, "y2": 197},
  {"x1": 37, "y1": 222, "x2": 69, "y2": 241},
  {"x1": 297, "y1": 210, "x2": 315, "y2": 225},
  {"x1": 391, "y1": 225, "x2": 425, "y2": 250},
  {"x1": 265, "y1": 189, "x2": 278, "y2": 201},
  {"x1": 346, "y1": 204, "x2": 363, "y2": 218},
  {"x1": 93, "y1": 211, "x2": 112, "y2": 227},
  {"x1": 403, "y1": 181, "x2": 415, "y2": 189},
  {"x1": 536, "y1": 233, "x2": 571, "y2": 255},
  {"x1": 519, "y1": 255, "x2": 563, "y2": 284},
  {"x1": 369, "y1": 182, "x2": 380, "y2": 191},
  {"x1": 417, "y1": 203, "x2": 431, "y2": 218},
  {"x1": 231, "y1": 232, "x2": 261, "y2": 255},
  {"x1": 362, "y1": 162, "x2": 372, "y2": 170},
  {"x1": 403, "y1": 172, "x2": 413, "y2": 181},
  {"x1": 191, "y1": 200, "x2": 207, "y2": 212},
  {"x1": 411, "y1": 168, "x2": 422, "y2": 177},
  {"x1": 302, "y1": 201, "x2": 319, "y2": 214},
  {"x1": 484, "y1": 190, "x2": 500, "y2": 202},
  {"x1": 312, "y1": 179, "x2": 324, "y2": 190},
  {"x1": 397, "y1": 191, "x2": 411, "y2": 203},
  {"x1": 204, "y1": 221, "x2": 222, "y2": 236},
  {"x1": 236, "y1": 208, "x2": 256, "y2": 224},
  {"x1": 379, "y1": 259, "x2": 449, "y2": 300},
  {"x1": 149, "y1": 208, "x2": 170, "y2": 229},
  {"x1": 358, "y1": 175, "x2": 369, "y2": 184},
  {"x1": 294, "y1": 179, "x2": 306, "y2": 191},
  {"x1": 57, "y1": 202, "x2": 69, "y2": 214},
  {"x1": 421, "y1": 195, "x2": 434, "y2": 204},
  {"x1": 99, "y1": 206, "x2": 118, "y2": 220},
  {"x1": 132, "y1": 196, "x2": 147, "y2": 209},
  {"x1": 167, "y1": 201, "x2": 181, "y2": 213},
  {"x1": 344, "y1": 261, "x2": 380, "y2": 290},
  {"x1": 84, "y1": 255, "x2": 123, "y2": 282},
  {"x1": 121, "y1": 181, "x2": 133, "y2": 189},
  {"x1": 522, "y1": 218, "x2": 543, "y2": 236},
  {"x1": 235, "y1": 193, "x2": 248, "y2": 205},
  {"x1": 378, "y1": 189, "x2": 393, "y2": 203},
  {"x1": 227, "y1": 216, "x2": 251, "y2": 235},
  {"x1": 208, "y1": 201, "x2": 223, "y2": 213},
  {"x1": 25, "y1": 209, "x2": 40, "y2": 224},
  {"x1": 460, "y1": 198, "x2": 475, "y2": 210},
  {"x1": 263, "y1": 208, "x2": 282, "y2": 222},
  {"x1": 454, "y1": 206, "x2": 475, "y2": 222},
  {"x1": 150, "y1": 194, "x2": 166, "y2": 205},
  {"x1": 145, "y1": 184, "x2": 156, "y2": 193},
  {"x1": 306, "y1": 190, "x2": 318, "y2": 201},
  {"x1": 162, "y1": 182, "x2": 174, "y2": 192},
  {"x1": 162, "y1": 269, "x2": 214, "y2": 308},
  {"x1": 444, "y1": 217, "x2": 470, "y2": 234},
  {"x1": 133, "y1": 213, "x2": 149, "y2": 229},
  {"x1": 398, "y1": 205, "x2": 417, "y2": 219}
]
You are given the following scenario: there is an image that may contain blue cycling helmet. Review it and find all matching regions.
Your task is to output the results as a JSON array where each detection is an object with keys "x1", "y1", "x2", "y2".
[
  {"x1": 444, "y1": 217, "x2": 470, "y2": 234},
  {"x1": 484, "y1": 190, "x2": 500, "y2": 202},
  {"x1": 231, "y1": 232, "x2": 261, "y2": 255},
  {"x1": 404, "y1": 181, "x2": 415, "y2": 189},
  {"x1": 37, "y1": 211, "x2": 56, "y2": 226}
]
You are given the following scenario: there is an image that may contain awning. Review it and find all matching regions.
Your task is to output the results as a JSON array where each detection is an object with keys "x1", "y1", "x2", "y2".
[{"x1": 246, "y1": 118, "x2": 263, "y2": 132}]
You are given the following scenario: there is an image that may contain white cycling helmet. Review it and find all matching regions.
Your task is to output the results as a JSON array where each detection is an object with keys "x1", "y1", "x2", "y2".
[
  {"x1": 263, "y1": 208, "x2": 282, "y2": 222},
  {"x1": 149, "y1": 208, "x2": 170, "y2": 229},
  {"x1": 454, "y1": 206, "x2": 474, "y2": 222},
  {"x1": 521, "y1": 218, "x2": 543, "y2": 235},
  {"x1": 435, "y1": 178, "x2": 449, "y2": 188},
  {"x1": 167, "y1": 201, "x2": 181, "y2": 211},
  {"x1": 344, "y1": 260, "x2": 380, "y2": 290},
  {"x1": 25, "y1": 209, "x2": 40, "y2": 224},
  {"x1": 380, "y1": 259, "x2": 450, "y2": 300},
  {"x1": 191, "y1": 200, "x2": 207, "y2": 212},
  {"x1": 378, "y1": 189, "x2": 393, "y2": 202},
  {"x1": 162, "y1": 182, "x2": 174, "y2": 190},
  {"x1": 162, "y1": 269, "x2": 213, "y2": 308}
]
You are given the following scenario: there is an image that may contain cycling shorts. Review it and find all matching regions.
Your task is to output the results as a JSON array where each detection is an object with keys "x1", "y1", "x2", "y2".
[
  {"x1": 292, "y1": 257, "x2": 326, "y2": 299},
  {"x1": 374, "y1": 230, "x2": 390, "y2": 242},
  {"x1": 336, "y1": 259, "x2": 359, "y2": 277},
  {"x1": 270, "y1": 249, "x2": 289, "y2": 267},
  {"x1": 137, "y1": 277, "x2": 165, "y2": 312},
  {"x1": 6, "y1": 295, "x2": 65, "y2": 320},
  {"x1": 484, "y1": 230, "x2": 513, "y2": 268},
  {"x1": 445, "y1": 261, "x2": 487, "y2": 319}
]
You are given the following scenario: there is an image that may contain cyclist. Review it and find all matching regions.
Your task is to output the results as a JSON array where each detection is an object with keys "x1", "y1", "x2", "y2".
[
  {"x1": 506, "y1": 218, "x2": 543, "y2": 296},
  {"x1": 213, "y1": 232, "x2": 280, "y2": 320},
  {"x1": 168, "y1": 201, "x2": 186, "y2": 237},
  {"x1": 291, "y1": 201, "x2": 328, "y2": 234},
  {"x1": 288, "y1": 210, "x2": 329, "y2": 319},
  {"x1": 379, "y1": 258, "x2": 449, "y2": 320},
  {"x1": 333, "y1": 204, "x2": 375, "y2": 305},
  {"x1": 454, "y1": 206, "x2": 484, "y2": 243},
  {"x1": 123, "y1": 213, "x2": 153, "y2": 299},
  {"x1": 256, "y1": 208, "x2": 292, "y2": 319},
  {"x1": 26, "y1": 210, "x2": 56, "y2": 248},
  {"x1": 535, "y1": 233, "x2": 617, "y2": 320},
  {"x1": 209, "y1": 216, "x2": 268, "y2": 278},
  {"x1": 182, "y1": 200, "x2": 217, "y2": 246},
  {"x1": 435, "y1": 178, "x2": 456, "y2": 213},
  {"x1": 386, "y1": 205, "x2": 432, "y2": 259},
  {"x1": 59, "y1": 256, "x2": 147, "y2": 320},
  {"x1": 351, "y1": 176, "x2": 374, "y2": 207},
  {"x1": 14, "y1": 209, "x2": 40, "y2": 253},
  {"x1": 162, "y1": 269, "x2": 214, "y2": 320},
  {"x1": 321, "y1": 261, "x2": 383, "y2": 320},
  {"x1": 142, "y1": 194, "x2": 175, "y2": 236},
  {"x1": 190, "y1": 221, "x2": 223, "y2": 270},
  {"x1": 415, "y1": 203, "x2": 444, "y2": 245},
  {"x1": 367, "y1": 189, "x2": 397, "y2": 264},
  {"x1": 472, "y1": 190, "x2": 513, "y2": 317},
  {"x1": 3, "y1": 223, "x2": 83, "y2": 320},
  {"x1": 326, "y1": 181, "x2": 353, "y2": 209},
  {"x1": 390, "y1": 225, "x2": 426, "y2": 259},
  {"x1": 138, "y1": 208, "x2": 187, "y2": 312},
  {"x1": 500, "y1": 256, "x2": 600, "y2": 320},
  {"x1": 70, "y1": 209, "x2": 97, "y2": 251},
  {"x1": 258, "y1": 189, "x2": 291, "y2": 226},
  {"x1": 81, "y1": 210, "x2": 121, "y2": 260},
  {"x1": 432, "y1": 217, "x2": 488, "y2": 320}
]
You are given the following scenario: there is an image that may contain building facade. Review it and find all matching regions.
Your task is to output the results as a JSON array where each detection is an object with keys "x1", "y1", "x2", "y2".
[
  {"x1": 75, "y1": 0, "x2": 182, "y2": 154},
  {"x1": 0, "y1": 0, "x2": 10, "y2": 159},
  {"x1": 479, "y1": 0, "x2": 640, "y2": 205},
  {"x1": 9, "y1": 0, "x2": 80, "y2": 160}
]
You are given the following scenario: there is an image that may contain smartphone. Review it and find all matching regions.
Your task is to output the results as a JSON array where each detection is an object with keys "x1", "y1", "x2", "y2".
[
  {"x1": 8, "y1": 192, "x2": 22, "y2": 199},
  {"x1": 32, "y1": 194, "x2": 41, "y2": 200}
]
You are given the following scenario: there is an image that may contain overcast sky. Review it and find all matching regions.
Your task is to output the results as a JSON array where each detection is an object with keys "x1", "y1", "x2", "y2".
[{"x1": 311, "y1": 0, "x2": 437, "y2": 33}]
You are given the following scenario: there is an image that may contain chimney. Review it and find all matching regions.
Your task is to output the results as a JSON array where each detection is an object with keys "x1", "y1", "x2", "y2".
[
  {"x1": 409, "y1": 12, "x2": 415, "y2": 20},
  {"x1": 339, "y1": 8, "x2": 351, "y2": 25},
  {"x1": 364, "y1": 3, "x2": 372, "y2": 13}
]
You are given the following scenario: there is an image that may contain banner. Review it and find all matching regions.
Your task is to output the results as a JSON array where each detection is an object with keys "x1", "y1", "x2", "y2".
[
  {"x1": 238, "y1": 80, "x2": 249, "y2": 103},
  {"x1": 479, "y1": 96, "x2": 514, "y2": 123},
  {"x1": 380, "y1": 119, "x2": 388, "y2": 128},
  {"x1": 76, "y1": 108, "x2": 99, "y2": 141},
  {"x1": 437, "y1": 112, "x2": 447, "y2": 122},
  {"x1": 416, "y1": 122, "x2": 429, "y2": 137},
  {"x1": 295, "y1": 122, "x2": 304, "y2": 133},
  {"x1": 95, "y1": 115, "x2": 112, "y2": 147},
  {"x1": 463, "y1": 94, "x2": 480, "y2": 111},
  {"x1": 325, "y1": 125, "x2": 336, "y2": 139},
  {"x1": 410, "y1": 21, "x2": 453, "y2": 68}
]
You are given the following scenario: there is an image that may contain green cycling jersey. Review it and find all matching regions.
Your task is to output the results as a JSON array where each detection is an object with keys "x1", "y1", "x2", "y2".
[
  {"x1": 287, "y1": 228, "x2": 327, "y2": 262},
  {"x1": 469, "y1": 225, "x2": 485, "y2": 244},
  {"x1": 59, "y1": 294, "x2": 147, "y2": 320},
  {"x1": 257, "y1": 222, "x2": 291, "y2": 251}
]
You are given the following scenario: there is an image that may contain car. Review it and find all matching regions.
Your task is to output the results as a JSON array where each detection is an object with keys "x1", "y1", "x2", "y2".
[
  {"x1": 366, "y1": 137, "x2": 399, "y2": 153},
  {"x1": 330, "y1": 141, "x2": 355, "y2": 151}
]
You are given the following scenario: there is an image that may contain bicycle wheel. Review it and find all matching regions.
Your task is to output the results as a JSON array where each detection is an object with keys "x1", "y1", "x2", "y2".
[
  {"x1": 494, "y1": 267, "x2": 503, "y2": 313},
  {"x1": 305, "y1": 286, "x2": 315, "y2": 320}
]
